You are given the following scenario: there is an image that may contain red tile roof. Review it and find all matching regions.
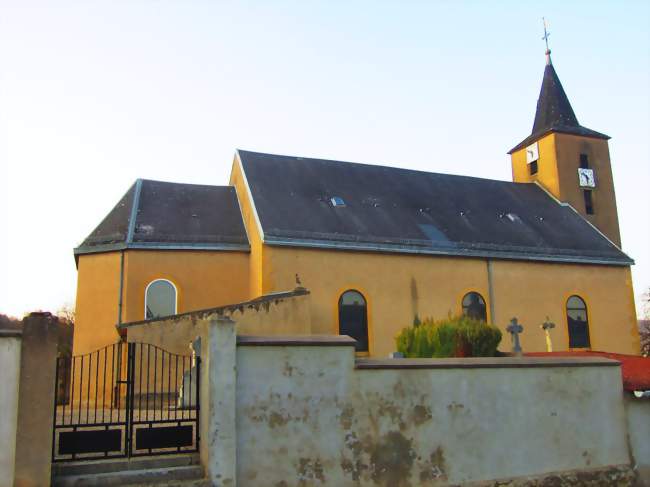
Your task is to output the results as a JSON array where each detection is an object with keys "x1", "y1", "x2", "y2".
[{"x1": 526, "y1": 351, "x2": 650, "y2": 392}]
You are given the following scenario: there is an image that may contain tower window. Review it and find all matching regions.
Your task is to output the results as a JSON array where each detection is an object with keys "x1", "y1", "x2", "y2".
[
  {"x1": 529, "y1": 160, "x2": 538, "y2": 175},
  {"x1": 579, "y1": 154, "x2": 590, "y2": 169},
  {"x1": 583, "y1": 190, "x2": 594, "y2": 215}
]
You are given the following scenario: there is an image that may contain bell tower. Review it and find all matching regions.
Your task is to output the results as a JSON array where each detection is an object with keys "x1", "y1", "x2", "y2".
[{"x1": 509, "y1": 46, "x2": 622, "y2": 247}]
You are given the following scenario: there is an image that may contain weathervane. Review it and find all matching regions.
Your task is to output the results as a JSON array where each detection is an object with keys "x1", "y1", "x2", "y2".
[{"x1": 542, "y1": 17, "x2": 552, "y2": 64}]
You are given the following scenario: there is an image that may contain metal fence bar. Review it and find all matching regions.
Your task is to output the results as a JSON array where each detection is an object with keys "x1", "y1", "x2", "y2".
[
  {"x1": 78, "y1": 355, "x2": 84, "y2": 424},
  {"x1": 52, "y1": 341, "x2": 198, "y2": 462}
]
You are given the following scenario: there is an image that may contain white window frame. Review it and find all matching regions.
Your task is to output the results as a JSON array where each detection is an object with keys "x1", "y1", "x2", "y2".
[{"x1": 144, "y1": 278, "x2": 178, "y2": 319}]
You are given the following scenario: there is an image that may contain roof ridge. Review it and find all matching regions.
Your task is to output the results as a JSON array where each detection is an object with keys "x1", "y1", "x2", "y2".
[
  {"x1": 137, "y1": 178, "x2": 231, "y2": 189},
  {"x1": 238, "y1": 149, "x2": 528, "y2": 186}
]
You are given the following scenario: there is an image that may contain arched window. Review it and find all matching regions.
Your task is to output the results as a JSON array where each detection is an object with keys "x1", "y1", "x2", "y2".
[
  {"x1": 145, "y1": 279, "x2": 177, "y2": 319},
  {"x1": 567, "y1": 295, "x2": 590, "y2": 348},
  {"x1": 338, "y1": 290, "x2": 369, "y2": 352},
  {"x1": 462, "y1": 292, "x2": 487, "y2": 322}
]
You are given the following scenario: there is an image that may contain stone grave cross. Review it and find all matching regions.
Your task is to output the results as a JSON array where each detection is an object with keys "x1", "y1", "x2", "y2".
[
  {"x1": 541, "y1": 317, "x2": 555, "y2": 352},
  {"x1": 507, "y1": 318, "x2": 524, "y2": 356}
]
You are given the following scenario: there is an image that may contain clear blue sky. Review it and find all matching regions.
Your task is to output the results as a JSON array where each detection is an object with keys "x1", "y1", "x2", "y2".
[{"x1": 1, "y1": 1, "x2": 648, "y2": 317}]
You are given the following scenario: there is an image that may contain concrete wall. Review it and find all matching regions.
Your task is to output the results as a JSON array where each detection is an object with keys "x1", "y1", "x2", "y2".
[
  {"x1": 13, "y1": 313, "x2": 59, "y2": 487},
  {"x1": 125, "y1": 290, "x2": 311, "y2": 355},
  {"x1": 625, "y1": 393, "x2": 650, "y2": 486},
  {"x1": 0, "y1": 330, "x2": 22, "y2": 487},
  {"x1": 199, "y1": 318, "x2": 633, "y2": 486}
]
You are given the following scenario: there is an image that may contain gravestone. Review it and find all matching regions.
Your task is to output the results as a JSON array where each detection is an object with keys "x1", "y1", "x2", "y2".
[
  {"x1": 178, "y1": 337, "x2": 201, "y2": 409},
  {"x1": 507, "y1": 318, "x2": 524, "y2": 356},
  {"x1": 541, "y1": 317, "x2": 555, "y2": 352}
]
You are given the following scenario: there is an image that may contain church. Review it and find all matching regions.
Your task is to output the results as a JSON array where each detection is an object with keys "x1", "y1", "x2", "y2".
[{"x1": 72, "y1": 48, "x2": 640, "y2": 357}]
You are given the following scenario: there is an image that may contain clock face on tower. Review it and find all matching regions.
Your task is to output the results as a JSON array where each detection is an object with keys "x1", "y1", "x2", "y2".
[
  {"x1": 526, "y1": 142, "x2": 539, "y2": 164},
  {"x1": 578, "y1": 168, "x2": 596, "y2": 188}
]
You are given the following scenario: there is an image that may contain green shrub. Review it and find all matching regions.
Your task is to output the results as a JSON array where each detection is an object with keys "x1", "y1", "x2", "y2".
[{"x1": 395, "y1": 315, "x2": 502, "y2": 358}]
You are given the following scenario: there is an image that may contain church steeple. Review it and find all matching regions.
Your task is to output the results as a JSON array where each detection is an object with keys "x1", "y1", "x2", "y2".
[
  {"x1": 509, "y1": 53, "x2": 609, "y2": 154},
  {"x1": 508, "y1": 38, "x2": 622, "y2": 247},
  {"x1": 532, "y1": 56, "x2": 580, "y2": 133}
]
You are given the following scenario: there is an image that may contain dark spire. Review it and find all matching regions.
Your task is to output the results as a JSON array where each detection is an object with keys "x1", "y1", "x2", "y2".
[
  {"x1": 509, "y1": 52, "x2": 609, "y2": 154},
  {"x1": 531, "y1": 60, "x2": 580, "y2": 133}
]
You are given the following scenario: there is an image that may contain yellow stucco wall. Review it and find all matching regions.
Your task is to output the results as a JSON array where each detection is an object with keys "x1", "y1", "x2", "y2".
[
  {"x1": 554, "y1": 133, "x2": 621, "y2": 247},
  {"x1": 121, "y1": 250, "x2": 250, "y2": 324},
  {"x1": 261, "y1": 246, "x2": 488, "y2": 357},
  {"x1": 74, "y1": 249, "x2": 250, "y2": 354},
  {"x1": 490, "y1": 260, "x2": 638, "y2": 354},
  {"x1": 258, "y1": 245, "x2": 639, "y2": 356},
  {"x1": 230, "y1": 154, "x2": 264, "y2": 297},
  {"x1": 511, "y1": 133, "x2": 560, "y2": 195},
  {"x1": 511, "y1": 133, "x2": 621, "y2": 247},
  {"x1": 74, "y1": 252, "x2": 123, "y2": 355}
]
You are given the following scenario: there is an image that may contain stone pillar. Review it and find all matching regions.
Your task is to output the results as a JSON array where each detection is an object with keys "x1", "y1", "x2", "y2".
[
  {"x1": 201, "y1": 315, "x2": 237, "y2": 486},
  {"x1": 0, "y1": 329, "x2": 22, "y2": 487},
  {"x1": 14, "y1": 312, "x2": 59, "y2": 487}
]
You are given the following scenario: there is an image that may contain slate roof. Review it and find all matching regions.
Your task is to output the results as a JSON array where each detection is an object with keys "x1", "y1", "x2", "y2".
[
  {"x1": 238, "y1": 150, "x2": 632, "y2": 266},
  {"x1": 509, "y1": 58, "x2": 609, "y2": 154},
  {"x1": 75, "y1": 179, "x2": 249, "y2": 257}
]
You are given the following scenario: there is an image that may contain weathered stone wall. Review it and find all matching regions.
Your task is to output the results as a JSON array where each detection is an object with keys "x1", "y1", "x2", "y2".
[
  {"x1": 124, "y1": 288, "x2": 311, "y2": 355},
  {"x1": 625, "y1": 393, "x2": 650, "y2": 486},
  {"x1": 233, "y1": 344, "x2": 630, "y2": 486},
  {"x1": 0, "y1": 330, "x2": 22, "y2": 487},
  {"x1": 121, "y1": 314, "x2": 638, "y2": 486}
]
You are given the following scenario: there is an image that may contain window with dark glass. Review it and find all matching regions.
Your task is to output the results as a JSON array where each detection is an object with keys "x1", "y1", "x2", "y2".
[
  {"x1": 529, "y1": 161, "x2": 538, "y2": 175},
  {"x1": 338, "y1": 290, "x2": 368, "y2": 352},
  {"x1": 579, "y1": 154, "x2": 590, "y2": 169},
  {"x1": 145, "y1": 279, "x2": 177, "y2": 319},
  {"x1": 462, "y1": 292, "x2": 487, "y2": 322},
  {"x1": 566, "y1": 295, "x2": 590, "y2": 348},
  {"x1": 583, "y1": 190, "x2": 594, "y2": 215}
]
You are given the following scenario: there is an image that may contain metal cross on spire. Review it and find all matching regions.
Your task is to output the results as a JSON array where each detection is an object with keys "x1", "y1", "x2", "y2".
[
  {"x1": 542, "y1": 17, "x2": 552, "y2": 65},
  {"x1": 542, "y1": 17, "x2": 551, "y2": 51}
]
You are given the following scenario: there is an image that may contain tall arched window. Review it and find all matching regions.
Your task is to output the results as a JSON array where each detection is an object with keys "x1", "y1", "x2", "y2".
[
  {"x1": 462, "y1": 292, "x2": 487, "y2": 322},
  {"x1": 145, "y1": 279, "x2": 177, "y2": 319},
  {"x1": 338, "y1": 290, "x2": 369, "y2": 352},
  {"x1": 567, "y1": 295, "x2": 590, "y2": 348}
]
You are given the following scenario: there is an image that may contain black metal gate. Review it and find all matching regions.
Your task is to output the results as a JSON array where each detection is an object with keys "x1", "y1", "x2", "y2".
[{"x1": 52, "y1": 341, "x2": 200, "y2": 462}]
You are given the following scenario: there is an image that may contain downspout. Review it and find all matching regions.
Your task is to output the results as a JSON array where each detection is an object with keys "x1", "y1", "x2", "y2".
[
  {"x1": 486, "y1": 259, "x2": 496, "y2": 325},
  {"x1": 117, "y1": 251, "x2": 125, "y2": 325}
]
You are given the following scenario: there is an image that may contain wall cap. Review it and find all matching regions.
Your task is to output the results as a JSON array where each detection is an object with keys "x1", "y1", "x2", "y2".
[
  {"x1": 119, "y1": 287, "x2": 310, "y2": 329},
  {"x1": 237, "y1": 335, "x2": 357, "y2": 347},
  {"x1": 0, "y1": 328, "x2": 23, "y2": 338},
  {"x1": 355, "y1": 356, "x2": 621, "y2": 370}
]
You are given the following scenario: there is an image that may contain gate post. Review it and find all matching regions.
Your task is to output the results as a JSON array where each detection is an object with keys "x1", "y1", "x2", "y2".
[
  {"x1": 14, "y1": 312, "x2": 59, "y2": 487},
  {"x1": 202, "y1": 314, "x2": 237, "y2": 486}
]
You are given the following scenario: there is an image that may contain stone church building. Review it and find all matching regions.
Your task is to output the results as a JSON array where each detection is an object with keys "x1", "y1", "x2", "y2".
[{"x1": 73, "y1": 50, "x2": 640, "y2": 357}]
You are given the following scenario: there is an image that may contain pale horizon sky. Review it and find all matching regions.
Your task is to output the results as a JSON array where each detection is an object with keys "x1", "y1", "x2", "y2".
[{"x1": 1, "y1": 1, "x2": 649, "y2": 319}]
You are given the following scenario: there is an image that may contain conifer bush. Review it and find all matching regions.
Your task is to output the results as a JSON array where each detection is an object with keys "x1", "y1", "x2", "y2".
[{"x1": 395, "y1": 315, "x2": 502, "y2": 358}]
